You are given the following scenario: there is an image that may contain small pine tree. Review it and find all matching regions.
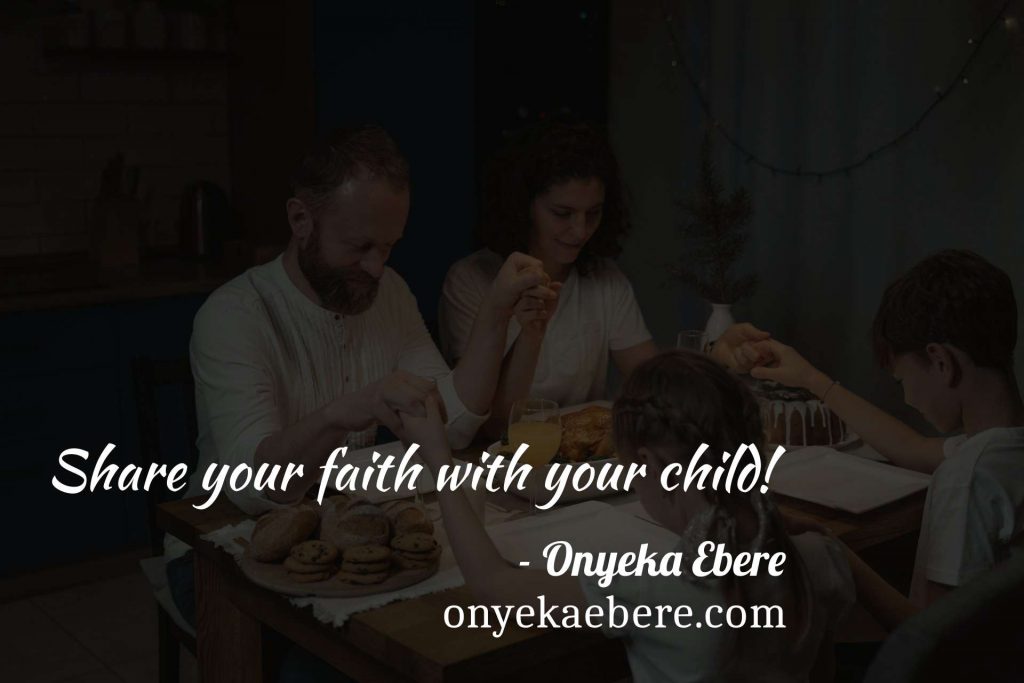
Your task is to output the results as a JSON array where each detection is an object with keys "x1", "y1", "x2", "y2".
[{"x1": 670, "y1": 133, "x2": 757, "y2": 304}]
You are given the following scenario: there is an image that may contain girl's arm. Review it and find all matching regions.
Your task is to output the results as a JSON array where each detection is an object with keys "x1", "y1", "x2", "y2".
[
  {"x1": 751, "y1": 339, "x2": 944, "y2": 473},
  {"x1": 481, "y1": 330, "x2": 544, "y2": 440},
  {"x1": 480, "y1": 281, "x2": 562, "y2": 440},
  {"x1": 403, "y1": 397, "x2": 588, "y2": 608}
]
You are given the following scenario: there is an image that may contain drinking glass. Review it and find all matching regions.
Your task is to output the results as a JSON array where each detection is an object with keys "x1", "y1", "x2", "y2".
[
  {"x1": 508, "y1": 398, "x2": 561, "y2": 512},
  {"x1": 676, "y1": 329, "x2": 708, "y2": 353}
]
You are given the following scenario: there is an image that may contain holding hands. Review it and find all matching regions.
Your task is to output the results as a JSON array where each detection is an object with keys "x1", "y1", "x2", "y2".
[
  {"x1": 330, "y1": 370, "x2": 445, "y2": 439},
  {"x1": 487, "y1": 252, "x2": 560, "y2": 321},
  {"x1": 749, "y1": 339, "x2": 833, "y2": 396},
  {"x1": 398, "y1": 395, "x2": 453, "y2": 471},
  {"x1": 711, "y1": 323, "x2": 773, "y2": 373},
  {"x1": 710, "y1": 324, "x2": 832, "y2": 396},
  {"x1": 514, "y1": 271, "x2": 562, "y2": 337}
]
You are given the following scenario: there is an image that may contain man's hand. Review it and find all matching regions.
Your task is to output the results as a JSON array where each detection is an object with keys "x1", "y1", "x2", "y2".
[
  {"x1": 487, "y1": 252, "x2": 558, "y2": 318},
  {"x1": 710, "y1": 322, "x2": 773, "y2": 372},
  {"x1": 749, "y1": 339, "x2": 831, "y2": 394},
  {"x1": 328, "y1": 371, "x2": 443, "y2": 438},
  {"x1": 399, "y1": 395, "x2": 453, "y2": 470}
]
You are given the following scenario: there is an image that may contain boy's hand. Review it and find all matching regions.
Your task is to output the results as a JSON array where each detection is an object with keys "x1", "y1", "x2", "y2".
[
  {"x1": 711, "y1": 322, "x2": 772, "y2": 372},
  {"x1": 749, "y1": 339, "x2": 831, "y2": 393},
  {"x1": 399, "y1": 395, "x2": 453, "y2": 470}
]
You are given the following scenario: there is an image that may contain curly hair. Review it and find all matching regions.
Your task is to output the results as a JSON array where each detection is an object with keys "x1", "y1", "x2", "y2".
[
  {"x1": 291, "y1": 124, "x2": 409, "y2": 217},
  {"x1": 871, "y1": 249, "x2": 1017, "y2": 372},
  {"x1": 477, "y1": 120, "x2": 630, "y2": 276}
]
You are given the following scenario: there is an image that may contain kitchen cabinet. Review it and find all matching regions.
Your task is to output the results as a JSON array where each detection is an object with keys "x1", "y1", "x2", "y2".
[{"x1": 0, "y1": 294, "x2": 206, "y2": 575}]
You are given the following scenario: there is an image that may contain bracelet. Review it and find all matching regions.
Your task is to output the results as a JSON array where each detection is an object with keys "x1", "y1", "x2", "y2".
[{"x1": 820, "y1": 379, "x2": 840, "y2": 402}]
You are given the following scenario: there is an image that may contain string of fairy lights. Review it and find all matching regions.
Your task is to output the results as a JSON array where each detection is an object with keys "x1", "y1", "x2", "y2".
[{"x1": 661, "y1": 0, "x2": 1020, "y2": 180}]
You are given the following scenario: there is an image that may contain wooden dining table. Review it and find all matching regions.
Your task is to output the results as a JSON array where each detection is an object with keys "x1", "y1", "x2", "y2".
[{"x1": 157, "y1": 446, "x2": 925, "y2": 683}]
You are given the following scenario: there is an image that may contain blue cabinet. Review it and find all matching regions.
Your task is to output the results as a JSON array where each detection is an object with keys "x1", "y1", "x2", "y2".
[{"x1": 0, "y1": 294, "x2": 207, "y2": 576}]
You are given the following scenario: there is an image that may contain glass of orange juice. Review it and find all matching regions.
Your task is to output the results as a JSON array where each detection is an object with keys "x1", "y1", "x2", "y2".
[{"x1": 508, "y1": 398, "x2": 561, "y2": 511}]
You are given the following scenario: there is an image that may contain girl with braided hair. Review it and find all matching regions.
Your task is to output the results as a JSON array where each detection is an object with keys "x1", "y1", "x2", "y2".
[{"x1": 401, "y1": 350, "x2": 853, "y2": 681}]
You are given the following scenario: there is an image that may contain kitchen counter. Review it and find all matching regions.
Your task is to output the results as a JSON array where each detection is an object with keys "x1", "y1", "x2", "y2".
[{"x1": 0, "y1": 255, "x2": 253, "y2": 314}]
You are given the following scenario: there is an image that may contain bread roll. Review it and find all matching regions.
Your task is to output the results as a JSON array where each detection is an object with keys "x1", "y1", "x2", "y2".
[
  {"x1": 384, "y1": 501, "x2": 434, "y2": 535},
  {"x1": 249, "y1": 505, "x2": 319, "y2": 562},
  {"x1": 320, "y1": 506, "x2": 390, "y2": 550}
]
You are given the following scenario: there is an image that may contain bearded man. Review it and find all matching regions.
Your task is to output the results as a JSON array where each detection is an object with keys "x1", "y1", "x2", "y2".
[{"x1": 181, "y1": 125, "x2": 552, "y2": 516}]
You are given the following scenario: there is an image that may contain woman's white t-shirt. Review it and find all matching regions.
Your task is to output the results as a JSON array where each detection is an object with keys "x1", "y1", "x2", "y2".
[
  {"x1": 439, "y1": 249, "x2": 652, "y2": 406},
  {"x1": 579, "y1": 532, "x2": 854, "y2": 683}
]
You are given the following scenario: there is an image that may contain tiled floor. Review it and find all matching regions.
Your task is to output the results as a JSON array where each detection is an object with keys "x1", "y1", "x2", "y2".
[{"x1": 0, "y1": 570, "x2": 197, "y2": 683}]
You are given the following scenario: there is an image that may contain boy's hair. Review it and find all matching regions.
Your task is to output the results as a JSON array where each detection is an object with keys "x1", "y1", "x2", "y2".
[
  {"x1": 872, "y1": 249, "x2": 1017, "y2": 371},
  {"x1": 477, "y1": 119, "x2": 630, "y2": 276},
  {"x1": 291, "y1": 124, "x2": 409, "y2": 217}
]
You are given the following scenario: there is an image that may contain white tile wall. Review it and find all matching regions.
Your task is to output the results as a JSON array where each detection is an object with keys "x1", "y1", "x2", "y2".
[{"x1": 0, "y1": 33, "x2": 230, "y2": 257}]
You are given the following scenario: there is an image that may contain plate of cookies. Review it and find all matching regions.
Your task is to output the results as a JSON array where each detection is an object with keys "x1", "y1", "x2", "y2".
[{"x1": 239, "y1": 494, "x2": 443, "y2": 597}]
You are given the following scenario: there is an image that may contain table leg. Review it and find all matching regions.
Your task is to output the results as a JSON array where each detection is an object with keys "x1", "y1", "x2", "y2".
[{"x1": 195, "y1": 547, "x2": 266, "y2": 682}]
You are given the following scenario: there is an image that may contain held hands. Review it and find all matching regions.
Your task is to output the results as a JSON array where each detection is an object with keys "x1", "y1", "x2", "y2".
[
  {"x1": 398, "y1": 395, "x2": 452, "y2": 470},
  {"x1": 514, "y1": 276, "x2": 562, "y2": 337},
  {"x1": 487, "y1": 252, "x2": 559, "y2": 320},
  {"x1": 710, "y1": 324, "x2": 833, "y2": 396},
  {"x1": 710, "y1": 323, "x2": 773, "y2": 372},
  {"x1": 330, "y1": 370, "x2": 445, "y2": 438},
  {"x1": 748, "y1": 339, "x2": 832, "y2": 394}
]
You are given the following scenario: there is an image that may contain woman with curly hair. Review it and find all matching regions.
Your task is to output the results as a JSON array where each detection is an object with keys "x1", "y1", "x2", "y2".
[{"x1": 439, "y1": 120, "x2": 658, "y2": 435}]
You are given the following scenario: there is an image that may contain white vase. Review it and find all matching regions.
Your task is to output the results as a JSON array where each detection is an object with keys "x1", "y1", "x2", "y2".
[{"x1": 704, "y1": 302, "x2": 735, "y2": 343}]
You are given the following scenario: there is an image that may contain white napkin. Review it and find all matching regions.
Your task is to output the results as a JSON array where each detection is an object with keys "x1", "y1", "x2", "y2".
[
  {"x1": 202, "y1": 501, "x2": 678, "y2": 628},
  {"x1": 202, "y1": 519, "x2": 463, "y2": 628}
]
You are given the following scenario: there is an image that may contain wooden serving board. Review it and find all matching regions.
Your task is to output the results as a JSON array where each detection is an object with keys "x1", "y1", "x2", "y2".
[{"x1": 239, "y1": 551, "x2": 438, "y2": 598}]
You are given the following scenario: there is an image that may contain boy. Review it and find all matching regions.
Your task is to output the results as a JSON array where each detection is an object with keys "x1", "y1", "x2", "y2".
[{"x1": 750, "y1": 249, "x2": 1024, "y2": 628}]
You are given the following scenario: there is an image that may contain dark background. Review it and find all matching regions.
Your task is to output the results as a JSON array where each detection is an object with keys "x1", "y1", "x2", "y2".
[{"x1": 0, "y1": 0, "x2": 1021, "y2": 609}]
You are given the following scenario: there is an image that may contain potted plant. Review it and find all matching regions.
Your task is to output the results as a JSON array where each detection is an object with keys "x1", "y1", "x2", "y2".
[{"x1": 669, "y1": 132, "x2": 757, "y2": 341}]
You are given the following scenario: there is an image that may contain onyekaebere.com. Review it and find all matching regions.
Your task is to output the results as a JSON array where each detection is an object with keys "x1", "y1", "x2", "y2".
[{"x1": 443, "y1": 595, "x2": 786, "y2": 638}]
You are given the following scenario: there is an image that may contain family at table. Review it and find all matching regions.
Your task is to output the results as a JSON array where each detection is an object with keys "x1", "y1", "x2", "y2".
[{"x1": 168, "y1": 122, "x2": 1024, "y2": 681}]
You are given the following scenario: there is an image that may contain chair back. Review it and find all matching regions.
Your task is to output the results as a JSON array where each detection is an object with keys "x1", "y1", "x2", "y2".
[{"x1": 132, "y1": 357, "x2": 199, "y2": 556}]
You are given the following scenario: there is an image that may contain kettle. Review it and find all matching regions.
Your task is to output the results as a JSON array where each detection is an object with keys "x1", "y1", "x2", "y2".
[{"x1": 179, "y1": 181, "x2": 233, "y2": 260}]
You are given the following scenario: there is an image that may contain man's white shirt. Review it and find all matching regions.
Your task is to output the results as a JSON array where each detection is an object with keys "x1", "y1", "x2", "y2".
[{"x1": 181, "y1": 254, "x2": 487, "y2": 519}]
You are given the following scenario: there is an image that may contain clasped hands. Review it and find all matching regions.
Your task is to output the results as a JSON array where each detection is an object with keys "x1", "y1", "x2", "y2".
[
  {"x1": 712, "y1": 324, "x2": 825, "y2": 392},
  {"x1": 327, "y1": 252, "x2": 556, "y2": 443}
]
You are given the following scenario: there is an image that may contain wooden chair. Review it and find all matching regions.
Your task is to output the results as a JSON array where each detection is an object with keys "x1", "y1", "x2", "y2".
[{"x1": 132, "y1": 357, "x2": 199, "y2": 683}]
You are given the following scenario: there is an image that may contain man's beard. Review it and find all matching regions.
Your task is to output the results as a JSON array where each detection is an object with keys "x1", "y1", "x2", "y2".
[{"x1": 297, "y1": 227, "x2": 380, "y2": 315}]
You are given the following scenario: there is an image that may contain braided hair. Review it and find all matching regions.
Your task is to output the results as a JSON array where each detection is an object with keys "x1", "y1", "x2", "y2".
[{"x1": 614, "y1": 350, "x2": 815, "y2": 672}]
